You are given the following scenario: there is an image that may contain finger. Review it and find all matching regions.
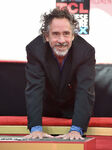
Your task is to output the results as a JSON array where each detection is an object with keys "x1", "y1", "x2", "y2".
[
  {"x1": 74, "y1": 135, "x2": 82, "y2": 140},
  {"x1": 56, "y1": 134, "x2": 68, "y2": 140},
  {"x1": 68, "y1": 134, "x2": 82, "y2": 140},
  {"x1": 73, "y1": 135, "x2": 84, "y2": 140},
  {"x1": 44, "y1": 134, "x2": 54, "y2": 138},
  {"x1": 32, "y1": 135, "x2": 39, "y2": 139},
  {"x1": 55, "y1": 135, "x2": 65, "y2": 139},
  {"x1": 63, "y1": 136, "x2": 68, "y2": 140},
  {"x1": 38, "y1": 135, "x2": 43, "y2": 139},
  {"x1": 70, "y1": 136, "x2": 75, "y2": 140},
  {"x1": 38, "y1": 133, "x2": 53, "y2": 139},
  {"x1": 66, "y1": 134, "x2": 77, "y2": 140},
  {"x1": 23, "y1": 134, "x2": 32, "y2": 139},
  {"x1": 62, "y1": 134, "x2": 70, "y2": 140},
  {"x1": 79, "y1": 136, "x2": 85, "y2": 140},
  {"x1": 22, "y1": 135, "x2": 28, "y2": 139}
]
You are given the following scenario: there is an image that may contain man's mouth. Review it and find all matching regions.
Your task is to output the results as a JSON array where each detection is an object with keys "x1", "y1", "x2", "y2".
[
  {"x1": 55, "y1": 43, "x2": 68, "y2": 49},
  {"x1": 57, "y1": 45, "x2": 66, "y2": 48}
]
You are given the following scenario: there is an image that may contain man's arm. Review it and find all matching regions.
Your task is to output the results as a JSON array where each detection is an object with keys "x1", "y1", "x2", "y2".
[
  {"x1": 25, "y1": 45, "x2": 46, "y2": 130},
  {"x1": 72, "y1": 47, "x2": 95, "y2": 132},
  {"x1": 56, "y1": 47, "x2": 95, "y2": 140},
  {"x1": 24, "y1": 45, "x2": 54, "y2": 139}
]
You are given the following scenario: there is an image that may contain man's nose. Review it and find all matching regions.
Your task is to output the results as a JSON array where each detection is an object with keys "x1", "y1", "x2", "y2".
[{"x1": 57, "y1": 35, "x2": 65, "y2": 43}]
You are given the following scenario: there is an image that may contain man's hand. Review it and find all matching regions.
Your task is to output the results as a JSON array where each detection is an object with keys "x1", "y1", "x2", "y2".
[
  {"x1": 55, "y1": 131, "x2": 84, "y2": 140},
  {"x1": 23, "y1": 131, "x2": 54, "y2": 139}
]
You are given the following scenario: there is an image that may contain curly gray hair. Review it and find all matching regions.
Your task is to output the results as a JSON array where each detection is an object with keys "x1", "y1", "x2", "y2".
[{"x1": 40, "y1": 8, "x2": 79, "y2": 41}]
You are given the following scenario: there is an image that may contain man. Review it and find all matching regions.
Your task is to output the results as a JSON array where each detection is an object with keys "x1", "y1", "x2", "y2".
[{"x1": 25, "y1": 8, "x2": 95, "y2": 140}]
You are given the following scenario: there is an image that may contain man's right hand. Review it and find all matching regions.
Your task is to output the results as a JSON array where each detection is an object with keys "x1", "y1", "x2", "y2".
[{"x1": 23, "y1": 131, "x2": 54, "y2": 139}]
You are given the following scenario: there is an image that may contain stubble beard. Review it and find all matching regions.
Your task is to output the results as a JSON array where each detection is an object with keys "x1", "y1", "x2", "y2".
[
  {"x1": 53, "y1": 42, "x2": 70, "y2": 57},
  {"x1": 53, "y1": 47, "x2": 69, "y2": 57}
]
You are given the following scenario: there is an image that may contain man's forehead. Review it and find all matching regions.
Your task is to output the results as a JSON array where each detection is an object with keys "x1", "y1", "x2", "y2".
[{"x1": 49, "y1": 18, "x2": 72, "y2": 30}]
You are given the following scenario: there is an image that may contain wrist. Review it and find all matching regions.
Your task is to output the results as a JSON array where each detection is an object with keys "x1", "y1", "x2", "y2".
[
  {"x1": 31, "y1": 126, "x2": 43, "y2": 133},
  {"x1": 69, "y1": 125, "x2": 83, "y2": 135}
]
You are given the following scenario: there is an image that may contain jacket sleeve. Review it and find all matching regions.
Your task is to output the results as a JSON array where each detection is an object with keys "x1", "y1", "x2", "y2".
[
  {"x1": 25, "y1": 45, "x2": 45, "y2": 131},
  {"x1": 72, "y1": 47, "x2": 95, "y2": 132}
]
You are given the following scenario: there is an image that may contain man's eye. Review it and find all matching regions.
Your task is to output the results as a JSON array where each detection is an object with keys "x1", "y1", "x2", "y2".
[
  {"x1": 53, "y1": 32, "x2": 59, "y2": 36},
  {"x1": 64, "y1": 32, "x2": 70, "y2": 36}
]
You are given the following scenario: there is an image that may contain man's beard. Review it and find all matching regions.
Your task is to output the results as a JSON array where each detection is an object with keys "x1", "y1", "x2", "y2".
[{"x1": 53, "y1": 43, "x2": 69, "y2": 57}]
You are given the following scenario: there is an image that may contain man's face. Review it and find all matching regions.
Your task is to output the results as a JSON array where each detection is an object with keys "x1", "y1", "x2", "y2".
[{"x1": 45, "y1": 18, "x2": 74, "y2": 57}]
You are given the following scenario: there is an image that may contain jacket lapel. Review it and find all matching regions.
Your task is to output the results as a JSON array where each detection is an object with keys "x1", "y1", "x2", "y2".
[
  {"x1": 59, "y1": 48, "x2": 73, "y2": 91},
  {"x1": 45, "y1": 43, "x2": 61, "y2": 88},
  {"x1": 59, "y1": 39, "x2": 80, "y2": 91}
]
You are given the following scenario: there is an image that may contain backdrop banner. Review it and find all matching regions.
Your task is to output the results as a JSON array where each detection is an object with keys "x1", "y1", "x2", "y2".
[{"x1": 56, "y1": 0, "x2": 90, "y2": 34}]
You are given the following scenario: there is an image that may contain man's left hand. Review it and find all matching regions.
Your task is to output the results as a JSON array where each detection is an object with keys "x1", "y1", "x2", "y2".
[{"x1": 55, "y1": 131, "x2": 84, "y2": 140}]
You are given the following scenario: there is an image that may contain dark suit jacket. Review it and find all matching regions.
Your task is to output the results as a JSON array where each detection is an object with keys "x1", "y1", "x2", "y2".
[{"x1": 25, "y1": 34, "x2": 95, "y2": 132}]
